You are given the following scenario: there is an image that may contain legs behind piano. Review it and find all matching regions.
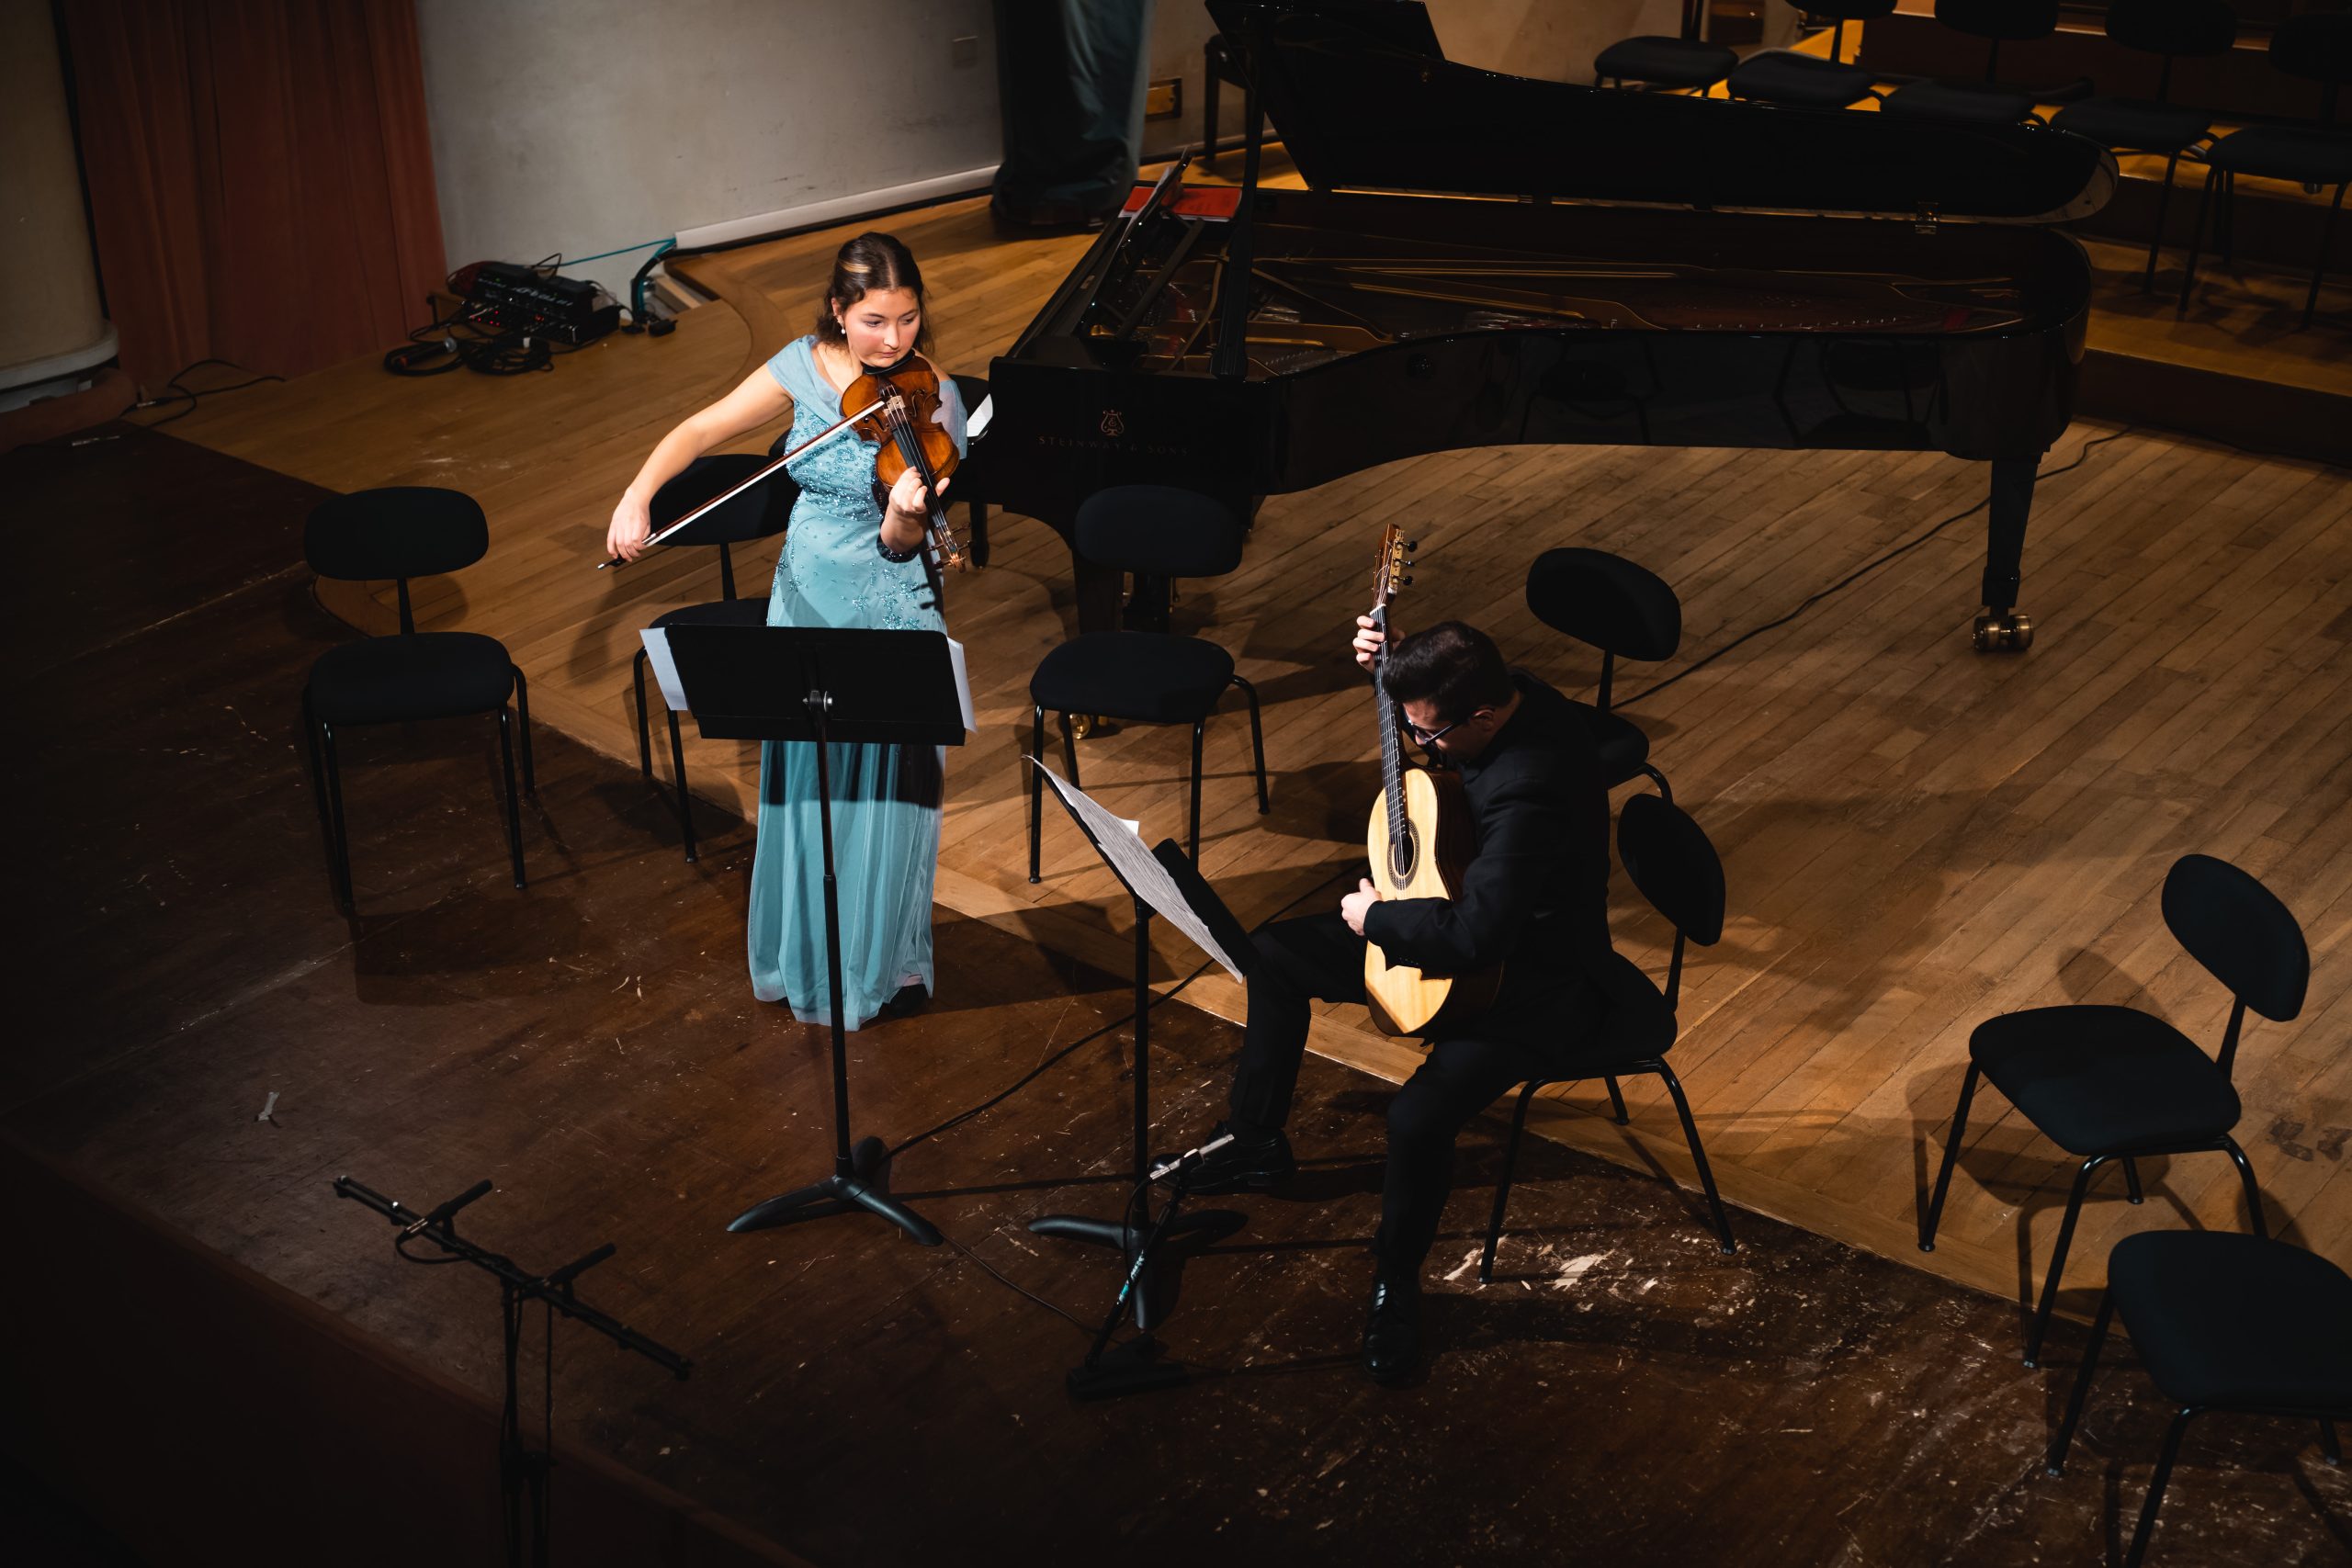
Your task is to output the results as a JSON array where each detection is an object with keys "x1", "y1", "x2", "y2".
[{"x1": 1973, "y1": 454, "x2": 2038, "y2": 652}]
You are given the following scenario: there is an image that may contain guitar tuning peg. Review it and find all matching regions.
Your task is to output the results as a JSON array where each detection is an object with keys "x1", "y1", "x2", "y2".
[
  {"x1": 1404, "y1": 558, "x2": 1415, "y2": 568},
  {"x1": 1400, "y1": 574, "x2": 1414, "y2": 587},
  {"x1": 1404, "y1": 539, "x2": 1419, "y2": 551}
]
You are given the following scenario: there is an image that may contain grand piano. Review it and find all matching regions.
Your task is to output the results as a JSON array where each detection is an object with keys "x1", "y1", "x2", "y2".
[{"x1": 969, "y1": 0, "x2": 2114, "y2": 651}]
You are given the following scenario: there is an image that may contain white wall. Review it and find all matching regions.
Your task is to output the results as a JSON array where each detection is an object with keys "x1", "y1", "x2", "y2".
[
  {"x1": 0, "y1": 0, "x2": 109, "y2": 385},
  {"x1": 415, "y1": 0, "x2": 999, "y2": 271}
]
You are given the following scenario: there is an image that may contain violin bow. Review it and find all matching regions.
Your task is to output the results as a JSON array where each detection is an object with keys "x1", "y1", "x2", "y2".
[{"x1": 596, "y1": 395, "x2": 884, "y2": 570}]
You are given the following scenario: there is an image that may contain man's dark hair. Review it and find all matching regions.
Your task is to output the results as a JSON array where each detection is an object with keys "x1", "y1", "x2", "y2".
[{"x1": 1380, "y1": 620, "x2": 1513, "y2": 724}]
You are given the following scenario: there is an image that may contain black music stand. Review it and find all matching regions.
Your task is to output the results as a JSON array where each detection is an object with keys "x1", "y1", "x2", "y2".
[
  {"x1": 1027, "y1": 760, "x2": 1258, "y2": 1396},
  {"x1": 651, "y1": 624, "x2": 967, "y2": 1246}
]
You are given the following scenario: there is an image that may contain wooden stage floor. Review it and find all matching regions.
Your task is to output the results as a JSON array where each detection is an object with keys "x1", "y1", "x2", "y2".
[
  {"x1": 146, "y1": 162, "x2": 2352, "y2": 1334},
  {"x1": 7, "y1": 427, "x2": 2347, "y2": 1565}
]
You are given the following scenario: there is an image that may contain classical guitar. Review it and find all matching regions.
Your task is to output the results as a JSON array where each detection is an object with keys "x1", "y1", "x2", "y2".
[{"x1": 1361, "y1": 526, "x2": 1501, "y2": 1036}]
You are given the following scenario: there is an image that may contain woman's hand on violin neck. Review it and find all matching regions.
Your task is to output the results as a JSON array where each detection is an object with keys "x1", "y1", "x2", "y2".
[{"x1": 607, "y1": 491, "x2": 654, "y2": 562}]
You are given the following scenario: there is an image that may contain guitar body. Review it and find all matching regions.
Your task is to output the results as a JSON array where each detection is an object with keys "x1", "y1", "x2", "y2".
[{"x1": 1363, "y1": 764, "x2": 1501, "y2": 1036}]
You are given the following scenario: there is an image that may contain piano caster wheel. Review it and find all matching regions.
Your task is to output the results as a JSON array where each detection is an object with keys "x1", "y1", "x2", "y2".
[
  {"x1": 1069, "y1": 714, "x2": 1115, "y2": 740},
  {"x1": 1971, "y1": 611, "x2": 2034, "y2": 652}
]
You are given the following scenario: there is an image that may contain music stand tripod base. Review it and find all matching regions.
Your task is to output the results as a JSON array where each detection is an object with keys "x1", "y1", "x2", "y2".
[{"x1": 729, "y1": 1134, "x2": 942, "y2": 1244}]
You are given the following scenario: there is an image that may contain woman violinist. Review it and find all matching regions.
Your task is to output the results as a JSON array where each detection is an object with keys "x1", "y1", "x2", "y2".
[{"x1": 605, "y1": 231, "x2": 967, "y2": 1027}]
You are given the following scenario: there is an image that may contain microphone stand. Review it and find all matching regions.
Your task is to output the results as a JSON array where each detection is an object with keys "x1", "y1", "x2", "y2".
[{"x1": 334, "y1": 1176, "x2": 691, "y2": 1568}]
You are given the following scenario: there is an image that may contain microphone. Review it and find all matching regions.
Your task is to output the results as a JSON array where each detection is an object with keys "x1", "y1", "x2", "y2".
[
  {"x1": 1148, "y1": 1133, "x2": 1234, "y2": 1184},
  {"x1": 401, "y1": 1178, "x2": 492, "y2": 1237},
  {"x1": 541, "y1": 1242, "x2": 617, "y2": 1291}
]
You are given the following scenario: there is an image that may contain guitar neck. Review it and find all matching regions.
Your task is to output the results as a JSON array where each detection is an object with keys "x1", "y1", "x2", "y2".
[{"x1": 1372, "y1": 605, "x2": 1406, "y2": 847}]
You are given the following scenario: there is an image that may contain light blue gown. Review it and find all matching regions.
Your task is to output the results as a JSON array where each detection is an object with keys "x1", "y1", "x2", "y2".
[{"x1": 748, "y1": 335, "x2": 967, "y2": 1028}]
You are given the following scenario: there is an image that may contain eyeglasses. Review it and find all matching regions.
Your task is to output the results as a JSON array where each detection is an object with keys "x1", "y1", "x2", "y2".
[{"x1": 1396, "y1": 705, "x2": 1471, "y2": 746}]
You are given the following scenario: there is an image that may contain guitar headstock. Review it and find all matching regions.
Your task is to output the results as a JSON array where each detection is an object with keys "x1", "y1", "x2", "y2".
[{"x1": 1370, "y1": 525, "x2": 1417, "y2": 620}]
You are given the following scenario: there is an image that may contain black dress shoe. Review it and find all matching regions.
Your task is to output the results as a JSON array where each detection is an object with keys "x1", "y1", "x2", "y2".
[
  {"x1": 1153, "y1": 1122, "x2": 1295, "y2": 1194},
  {"x1": 1362, "y1": 1275, "x2": 1421, "y2": 1386}
]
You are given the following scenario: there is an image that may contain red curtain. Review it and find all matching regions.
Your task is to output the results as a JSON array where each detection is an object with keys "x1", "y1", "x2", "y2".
[{"x1": 62, "y1": 0, "x2": 447, "y2": 389}]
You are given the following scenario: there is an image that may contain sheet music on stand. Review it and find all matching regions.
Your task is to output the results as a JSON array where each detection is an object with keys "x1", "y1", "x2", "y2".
[{"x1": 1030, "y1": 759, "x2": 1250, "y2": 983}]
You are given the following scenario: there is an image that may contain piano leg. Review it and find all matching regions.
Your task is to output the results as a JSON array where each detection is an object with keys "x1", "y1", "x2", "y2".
[{"x1": 1973, "y1": 455, "x2": 2037, "y2": 653}]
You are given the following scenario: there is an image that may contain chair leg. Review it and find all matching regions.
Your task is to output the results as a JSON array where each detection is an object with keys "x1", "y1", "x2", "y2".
[
  {"x1": 1920, "y1": 1062, "x2": 1980, "y2": 1251},
  {"x1": 2178, "y1": 165, "x2": 2217, "y2": 316},
  {"x1": 2221, "y1": 169, "x2": 2237, "y2": 267},
  {"x1": 2124, "y1": 1408, "x2": 2201, "y2": 1568},
  {"x1": 2045, "y1": 1287, "x2": 2115, "y2": 1475},
  {"x1": 512, "y1": 667, "x2": 535, "y2": 796},
  {"x1": 632, "y1": 650, "x2": 653, "y2": 778},
  {"x1": 497, "y1": 708, "x2": 526, "y2": 889},
  {"x1": 2027, "y1": 1156, "x2": 2109, "y2": 1369},
  {"x1": 1232, "y1": 675, "x2": 1269, "y2": 813},
  {"x1": 1029, "y1": 706, "x2": 1046, "y2": 885},
  {"x1": 1058, "y1": 709, "x2": 1080, "y2": 786},
  {"x1": 2221, "y1": 1135, "x2": 2267, "y2": 1236},
  {"x1": 2321, "y1": 1419, "x2": 2342, "y2": 1465},
  {"x1": 321, "y1": 721, "x2": 353, "y2": 908},
  {"x1": 1636, "y1": 763, "x2": 1672, "y2": 803},
  {"x1": 2306, "y1": 182, "x2": 2346, "y2": 332},
  {"x1": 1479, "y1": 1081, "x2": 1544, "y2": 1284},
  {"x1": 2123, "y1": 1156, "x2": 2144, "y2": 1204},
  {"x1": 667, "y1": 707, "x2": 695, "y2": 864},
  {"x1": 1656, "y1": 1061, "x2": 1735, "y2": 1252},
  {"x1": 300, "y1": 690, "x2": 332, "y2": 843},
  {"x1": 1189, "y1": 719, "x2": 1204, "y2": 863},
  {"x1": 1604, "y1": 1077, "x2": 1630, "y2": 1125},
  {"x1": 2144, "y1": 152, "x2": 2180, "y2": 293}
]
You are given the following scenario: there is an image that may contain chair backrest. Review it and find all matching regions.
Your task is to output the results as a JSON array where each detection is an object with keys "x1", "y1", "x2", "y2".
[
  {"x1": 1524, "y1": 547, "x2": 1681, "y2": 713},
  {"x1": 2104, "y1": 0, "x2": 2237, "y2": 101},
  {"x1": 2162, "y1": 852, "x2": 2309, "y2": 1018},
  {"x1": 304, "y1": 487, "x2": 488, "y2": 635},
  {"x1": 1074, "y1": 485, "x2": 1247, "y2": 578},
  {"x1": 1935, "y1": 0, "x2": 2056, "y2": 80},
  {"x1": 2106, "y1": 0, "x2": 2236, "y2": 60},
  {"x1": 2270, "y1": 11, "x2": 2352, "y2": 114},
  {"x1": 1619, "y1": 792, "x2": 1724, "y2": 1010}
]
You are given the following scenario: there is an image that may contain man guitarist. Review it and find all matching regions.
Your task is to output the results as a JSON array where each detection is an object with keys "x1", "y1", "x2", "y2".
[{"x1": 1173, "y1": 616, "x2": 1616, "y2": 1384}]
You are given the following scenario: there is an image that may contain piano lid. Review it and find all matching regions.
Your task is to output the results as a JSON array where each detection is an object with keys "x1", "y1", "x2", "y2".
[{"x1": 1206, "y1": 1, "x2": 2113, "y2": 224}]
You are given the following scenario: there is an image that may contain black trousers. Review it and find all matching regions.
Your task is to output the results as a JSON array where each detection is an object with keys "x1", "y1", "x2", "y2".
[{"x1": 1230, "y1": 913, "x2": 1604, "y2": 1280}]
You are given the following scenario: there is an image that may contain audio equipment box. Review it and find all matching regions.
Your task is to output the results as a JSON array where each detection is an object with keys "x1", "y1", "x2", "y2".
[{"x1": 456, "y1": 261, "x2": 621, "y2": 344}]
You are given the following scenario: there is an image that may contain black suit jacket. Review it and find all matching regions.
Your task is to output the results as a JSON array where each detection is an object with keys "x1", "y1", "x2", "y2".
[{"x1": 1360, "y1": 671, "x2": 1612, "y2": 1040}]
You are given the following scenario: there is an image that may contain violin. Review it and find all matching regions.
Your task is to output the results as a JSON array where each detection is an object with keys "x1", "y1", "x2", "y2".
[{"x1": 841, "y1": 357, "x2": 969, "y2": 579}]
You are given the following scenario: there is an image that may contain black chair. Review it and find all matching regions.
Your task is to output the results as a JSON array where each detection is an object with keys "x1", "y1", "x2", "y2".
[
  {"x1": 1594, "y1": 1, "x2": 1737, "y2": 94},
  {"x1": 300, "y1": 487, "x2": 532, "y2": 908},
  {"x1": 2050, "y1": 0, "x2": 2238, "y2": 291},
  {"x1": 1919, "y1": 852, "x2": 2309, "y2": 1367},
  {"x1": 2047, "y1": 1230, "x2": 2351, "y2": 1568},
  {"x1": 1478, "y1": 792, "x2": 1736, "y2": 1280},
  {"x1": 1524, "y1": 547, "x2": 1679, "y2": 802},
  {"x1": 1882, "y1": 0, "x2": 2072, "y2": 127},
  {"x1": 2178, "y1": 11, "x2": 2352, "y2": 330},
  {"x1": 1727, "y1": 0, "x2": 1894, "y2": 109},
  {"x1": 1027, "y1": 486, "x2": 1269, "y2": 882},
  {"x1": 628, "y1": 454, "x2": 794, "y2": 863}
]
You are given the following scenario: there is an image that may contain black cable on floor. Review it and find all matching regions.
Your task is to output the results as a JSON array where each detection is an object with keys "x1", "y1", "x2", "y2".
[{"x1": 1621, "y1": 427, "x2": 2139, "y2": 707}]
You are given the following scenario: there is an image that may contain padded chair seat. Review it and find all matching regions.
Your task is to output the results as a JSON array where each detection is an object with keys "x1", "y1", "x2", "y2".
[
  {"x1": 1968, "y1": 1004, "x2": 2240, "y2": 1154},
  {"x1": 2109, "y1": 1230, "x2": 2352, "y2": 1412},
  {"x1": 1558, "y1": 948, "x2": 1678, "y2": 1070},
  {"x1": 650, "y1": 597, "x2": 772, "y2": 632},
  {"x1": 1566, "y1": 699, "x2": 1652, "y2": 786},
  {"x1": 1728, "y1": 51, "x2": 1878, "y2": 107},
  {"x1": 2050, "y1": 96, "x2": 2211, "y2": 153},
  {"x1": 1595, "y1": 36, "x2": 1737, "y2": 89},
  {"x1": 1882, "y1": 79, "x2": 2039, "y2": 125},
  {"x1": 309, "y1": 632, "x2": 515, "y2": 725},
  {"x1": 1031, "y1": 632, "x2": 1235, "y2": 723},
  {"x1": 2206, "y1": 124, "x2": 2352, "y2": 185}
]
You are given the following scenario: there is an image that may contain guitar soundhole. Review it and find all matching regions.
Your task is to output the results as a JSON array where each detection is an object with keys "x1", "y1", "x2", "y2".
[{"x1": 1388, "y1": 822, "x2": 1419, "y2": 885}]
